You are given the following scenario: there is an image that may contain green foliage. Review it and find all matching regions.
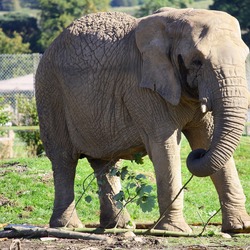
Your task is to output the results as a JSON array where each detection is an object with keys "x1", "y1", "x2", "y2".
[
  {"x1": 111, "y1": 166, "x2": 156, "y2": 213},
  {"x1": 0, "y1": 13, "x2": 42, "y2": 53},
  {"x1": 136, "y1": 0, "x2": 193, "y2": 17},
  {"x1": 0, "y1": 28, "x2": 30, "y2": 54},
  {"x1": 15, "y1": 95, "x2": 44, "y2": 156},
  {"x1": 38, "y1": 0, "x2": 110, "y2": 51},
  {"x1": 0, "y1": 97, "x2": 12, "y2": 136},
  {"x1": 132, "y1": 152, "x2": 144, "y2": 164},
  {"x1": 209, "y1": 0, "x2": 250, "y2": 47},
  {"x1": 0, "y1": 97, "x2": 11, "y2": 126}
]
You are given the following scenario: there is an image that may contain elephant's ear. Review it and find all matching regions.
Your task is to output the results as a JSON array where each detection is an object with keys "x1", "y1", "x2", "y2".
[{"x1": 135, "y1": 16, "x2": 181, "y2": 106}]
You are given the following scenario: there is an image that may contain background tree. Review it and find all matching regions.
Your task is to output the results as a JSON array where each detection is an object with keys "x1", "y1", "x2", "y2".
[
  {"x1": 38, "y1": 0, "x2": 110, "y2": 51},
  {"x1": 0, "y1": 28, "x2": 30, "y2": 54},
  {"x1": 0, "y1": 13, "x2": 42, "y2": 53},
  {"x1": 136, "y1": 0, "x2": 192, "y2": 17},
  {"x1": 209, "y1": 0, "x2": 250, "y2": 47}
]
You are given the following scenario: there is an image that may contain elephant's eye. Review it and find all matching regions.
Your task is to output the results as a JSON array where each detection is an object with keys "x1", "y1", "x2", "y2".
[{"x1": 192, "y1": 59, "x2": 202, "y2": 67}]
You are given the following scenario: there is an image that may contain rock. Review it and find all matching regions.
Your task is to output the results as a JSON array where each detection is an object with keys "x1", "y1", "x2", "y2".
[
  {"x1": 40, "y1": 237, "x2": 58, "y2": 241},
  {"x1": 134, "y1": 237, "x2": 144, "y2": 243},
  {"x1": 123, "y1": 231, "x2": 136, "y2": 238},
  {"x1": 221, "y1": 233, "x2": 232, "y2": 239}
]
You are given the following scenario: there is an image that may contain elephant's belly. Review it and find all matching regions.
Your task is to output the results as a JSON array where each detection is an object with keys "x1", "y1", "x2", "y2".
[
  {"x1": 78, "y1": 134, "x2": 145, "y2": 160},
  {"x1": 101, "y1": 145, "x2": 147, "y2": 161},
  {"x1": 67, "y1": 117, "x2": 144, "y2": 160}
]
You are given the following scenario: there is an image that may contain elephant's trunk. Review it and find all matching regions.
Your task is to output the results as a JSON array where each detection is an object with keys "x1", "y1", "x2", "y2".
[{"x1": 187, "y1": 67, "x2": 248, "y2": 177}]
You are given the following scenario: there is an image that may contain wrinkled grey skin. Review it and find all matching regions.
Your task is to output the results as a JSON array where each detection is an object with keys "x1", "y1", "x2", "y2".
[{"x1": 35, "y1": 8, "x2": 250, "y2": 233}]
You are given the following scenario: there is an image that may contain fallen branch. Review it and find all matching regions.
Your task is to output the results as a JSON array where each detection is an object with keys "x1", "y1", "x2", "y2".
[
  {"x1": 68, "y1": 227, "x2": 196, "y2": 237},
  {"x1": 198, "y1": 207, "x2": 221, "y2": 236},
  {"x1": 0, "y1": 224, "x2": 108, "y2": 241},
  {"x1": 2, "y1": 224, "x2": 249, "y2": 240}
]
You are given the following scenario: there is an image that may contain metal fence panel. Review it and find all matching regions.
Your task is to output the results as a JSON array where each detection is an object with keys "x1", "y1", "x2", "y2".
[{"x1": 0, "y1": 54, "x2": 41, "y2": 125}]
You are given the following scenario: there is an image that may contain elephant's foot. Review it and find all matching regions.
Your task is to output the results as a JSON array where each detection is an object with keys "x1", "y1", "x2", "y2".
[
  {"x1": 100, "y1": 208, "x2": 134, "y2": 229},
  {"x1": 222, "y1": 208, "x2": 250, "y2": 233},
  {"x1": 50, "y1": 204, "x2": 83, "y2": 228},
  {"x1": 154, "y1": 217, "x2": 192, "y2": 233}
]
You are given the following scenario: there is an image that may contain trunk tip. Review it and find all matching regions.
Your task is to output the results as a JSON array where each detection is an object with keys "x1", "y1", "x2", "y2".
[{"x1": 186, "y1": 148, "x2": 216, "y2": 177}]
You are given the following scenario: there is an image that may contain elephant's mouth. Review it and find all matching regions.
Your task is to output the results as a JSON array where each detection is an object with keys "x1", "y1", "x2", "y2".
[{"x1": 177, "y1": 54, "x2": 199, "y2": 100}]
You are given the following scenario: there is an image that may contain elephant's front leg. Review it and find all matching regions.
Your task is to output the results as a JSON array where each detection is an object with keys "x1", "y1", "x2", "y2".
[
  {"x1": 148, "y1": 132, "x2": 192, "y2": 233},
  {"x1": 50, "y1": 158, "x2": 83, "y2": 228},
  {"x1": 88, "y1": 159, "x2": 131, "y2": 228},
  {"x1": 210, "y1": 158, "x2": 250, "y2": 233}
]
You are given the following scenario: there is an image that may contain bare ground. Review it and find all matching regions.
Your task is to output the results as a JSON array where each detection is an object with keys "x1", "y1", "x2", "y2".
[{"x1": 1, "y1": 228, "x2": 250, "y2": 250}]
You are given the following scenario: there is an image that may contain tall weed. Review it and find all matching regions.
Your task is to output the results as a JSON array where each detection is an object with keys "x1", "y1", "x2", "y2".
[{"x1": 16, "y1": 95, "x2": 44, "y2": 156}]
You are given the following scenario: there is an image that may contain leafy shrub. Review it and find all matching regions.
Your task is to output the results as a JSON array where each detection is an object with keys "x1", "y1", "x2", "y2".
[
  {"x1": 0, "y1": 13, "x2": 41, "y2": 53},
  {"x1": 16, "y1": 95, "x2": 44, "y2": 156},
  {"x1": 0, "y1": 97, "x2": 12, "y2": 136},
  {"x1": 0, "y1": 97, "x2": 11, "y2": 126},
  {"x1": 111, "y1": 166, "x2": 156, "y2": 213}
]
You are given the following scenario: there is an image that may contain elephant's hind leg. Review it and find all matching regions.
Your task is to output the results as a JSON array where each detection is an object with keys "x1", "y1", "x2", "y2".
[
  {"x1": 88, "y1": 159, "x2": 132, "y2": 228},
  {"x1": 50, "y1": 156, "x2": 83, "y2": 228}
]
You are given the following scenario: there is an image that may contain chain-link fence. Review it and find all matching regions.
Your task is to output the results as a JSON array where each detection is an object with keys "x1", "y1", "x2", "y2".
[
  {"x1": 0, "y1": 54, "x2": 41, "y2": 158},
  {"x1": 0, "y1": 54, "x2": 41, "y2": 125}
]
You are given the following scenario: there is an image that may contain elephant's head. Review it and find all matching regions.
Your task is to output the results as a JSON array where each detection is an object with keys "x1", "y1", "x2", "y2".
[{"x1": 135, "y1": 8, "x2": 249, "y2": 177}]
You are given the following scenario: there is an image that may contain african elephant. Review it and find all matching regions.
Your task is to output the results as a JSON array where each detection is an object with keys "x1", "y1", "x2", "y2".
[{"x1": 35, "y1": 7, "x2": 250, "y2": 233}]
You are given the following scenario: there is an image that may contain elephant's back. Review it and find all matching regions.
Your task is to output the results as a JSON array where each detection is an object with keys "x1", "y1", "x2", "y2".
[{"x1": 67, "y1": 12, "x2": 137, "y2": 41}]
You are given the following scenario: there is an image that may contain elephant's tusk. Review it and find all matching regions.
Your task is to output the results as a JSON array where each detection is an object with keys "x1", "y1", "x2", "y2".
[
  {"x1": 200, "y1": 97, "x2": 209, "y2": 113},
  {"x1": 201, "y1": 104, "x2": 207, "y2": 113}
]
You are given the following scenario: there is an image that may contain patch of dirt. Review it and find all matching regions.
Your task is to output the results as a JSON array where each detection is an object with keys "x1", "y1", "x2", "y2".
[
  {"x1": 0, "y1": 194, "x2": 16, "y2": 206},
  {"x1": 0, "y1": 234, "x2": 248, "y2": 250},
  {"x1": 39, "y1": 172, "x2": 53, "y2": 183},
  {"x1": 1, "y1": 235, "x2": 166, "y2": 250},
  {"x1": 0, "y1": 162, "x2": 28, "y2": 176}
]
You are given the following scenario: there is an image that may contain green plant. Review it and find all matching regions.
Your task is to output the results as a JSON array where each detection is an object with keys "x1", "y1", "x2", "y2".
[
  {"x1": 111, "y1": 166, "x2": 156, "y2": 213},
  {"x1": 74, "y1": 164, "x2": 156, "y2": 227},
  {"x1": 0, "y1": 97, "x2": 11, "y2": 126},
  {"x1": 0, "y1": 13, "x2": 41, "y2": 53},
  {"x1": 0, "y1": 28, "x2": 30, "y2": 54},
  {"x1": 15, "y1": 95, "x2": 44, "y2": 156},
  {"x1": 0, "y1": 97, "x2": 12, "y2": 136}
]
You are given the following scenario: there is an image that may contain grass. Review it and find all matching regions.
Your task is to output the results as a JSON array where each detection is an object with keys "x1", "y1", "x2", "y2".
[
  {"x1": 188, "y1": 0, "x2": 213, "y2": 9},
  {"x1": 0, "y1": 135, "x2": 250, "y2": 231}
]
